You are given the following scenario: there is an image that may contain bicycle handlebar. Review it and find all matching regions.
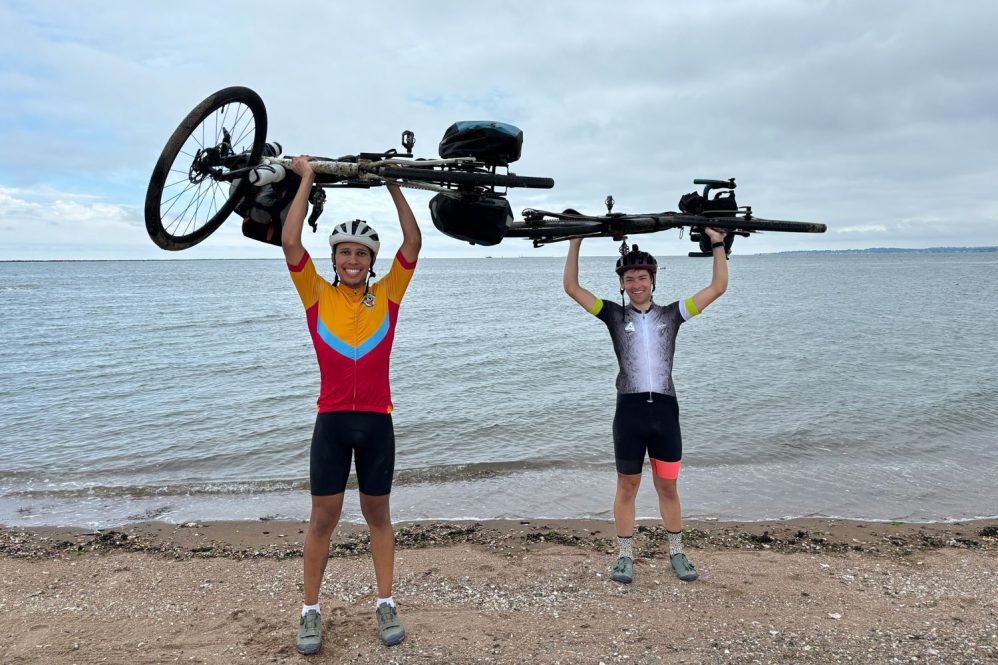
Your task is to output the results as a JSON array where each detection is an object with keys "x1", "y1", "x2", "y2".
[{"x1": 692, "y1": 178, "x2": 736, "y2": 189}]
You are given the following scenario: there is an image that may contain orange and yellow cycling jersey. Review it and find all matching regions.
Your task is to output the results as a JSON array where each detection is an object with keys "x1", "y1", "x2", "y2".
[{"x1": 288, "y1": 250, "x2": 416, "y2": 413}]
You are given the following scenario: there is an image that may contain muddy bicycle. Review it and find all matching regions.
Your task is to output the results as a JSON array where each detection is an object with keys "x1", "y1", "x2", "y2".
[
  {"x1": 145, "y1": 86, "x2": 554, "y2": 250},
  {"x1": 503, "y1": 178, "x2": 826, "y2": 256}
]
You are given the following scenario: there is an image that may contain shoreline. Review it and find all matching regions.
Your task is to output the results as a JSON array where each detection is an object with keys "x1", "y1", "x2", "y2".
[
  {"x1": 2, "y1": 518, "x2": 995, "y2": 664},
  {"x1": 3, "y1": 517, "x2": 997, "y2": 561}
]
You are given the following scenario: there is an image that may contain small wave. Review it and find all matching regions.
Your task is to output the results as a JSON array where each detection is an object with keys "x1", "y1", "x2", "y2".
[
  {"x1": 2, "y1": 460, "x2": 608, "y2": 500},
  {"x1": 392, "y1": 459, "x2": 601, "y2": 486},
  {"x1": 6, "y1": 478, "x2": 309, "y2": 500}
]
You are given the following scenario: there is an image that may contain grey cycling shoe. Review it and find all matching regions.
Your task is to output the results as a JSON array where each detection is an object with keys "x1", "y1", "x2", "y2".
[
  {"x1": 376, "y1": 603, "x2": 406, "y2": 646},
  {"x1": 611, "y1": 556, "x2": 634, "y2": 583},
  {"x1": 671, "y1": 552, "x2": 699, "y2": 581},
  {"x1": 296, "y1": 609, "x2": 322, "y2": 655}
]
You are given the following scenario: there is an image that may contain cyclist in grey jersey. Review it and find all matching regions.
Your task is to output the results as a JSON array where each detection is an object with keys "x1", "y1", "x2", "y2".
[
  {"x1": 594, "y1": 297, "x2": 696, "y2": 397},
  {"x1": 563, "y1": 228, "x2": 729, "y2": 583}
]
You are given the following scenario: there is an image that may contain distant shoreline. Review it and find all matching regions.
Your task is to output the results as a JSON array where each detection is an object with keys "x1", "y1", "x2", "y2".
[
  {"x1": 3, "y1": 246, "x2": 998, "y2": 262},
  {"x1": 760, "y1": 246, "x2": 998, "y2": 256}
]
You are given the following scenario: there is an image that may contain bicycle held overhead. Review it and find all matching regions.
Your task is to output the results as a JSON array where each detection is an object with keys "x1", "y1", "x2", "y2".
[
  {"x1": 145, "y1": 86, "x2": 553, "y2": 251},
  {"x1": 505, "y1": 178, "x2": 827, "y2": 256}
]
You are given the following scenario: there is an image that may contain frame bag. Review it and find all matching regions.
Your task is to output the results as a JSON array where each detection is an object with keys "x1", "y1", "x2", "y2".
[{"x1": 429, "y1": 194, "x2": 512, "y2": 246}]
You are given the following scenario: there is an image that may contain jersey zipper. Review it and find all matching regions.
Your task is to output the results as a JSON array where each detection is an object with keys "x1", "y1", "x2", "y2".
[
  {"x1": 640, "y1": 309, "x2": 653, "y2": 403},
  {"x1": 353, "y1": 294, "x2": 359, "y2": 410}
]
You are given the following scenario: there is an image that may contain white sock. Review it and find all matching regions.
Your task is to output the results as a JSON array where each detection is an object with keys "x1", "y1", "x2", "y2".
[
  {"x1": 301, "y1": 602, "x2": 320, "y2": 617},
  {"x1": 667, "y1": 529, "x2": 684, "y2": 556},
  {"x1": 618, "y1": 535, "x2": 634, "y2": 560},
  {"x1": 376, "y1": 596, "x2": 395, "y2": 609}
]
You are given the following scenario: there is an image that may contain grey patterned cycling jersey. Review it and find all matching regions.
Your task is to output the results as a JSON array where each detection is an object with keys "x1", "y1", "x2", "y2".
[{"x1": 590, "y1": 297, "x2": 700, "y2": 396}]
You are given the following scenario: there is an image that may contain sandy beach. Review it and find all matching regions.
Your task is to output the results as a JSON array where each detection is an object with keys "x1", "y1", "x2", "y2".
[{"x1": 1, "y1": 518, "x2": 995, "y2": 664}]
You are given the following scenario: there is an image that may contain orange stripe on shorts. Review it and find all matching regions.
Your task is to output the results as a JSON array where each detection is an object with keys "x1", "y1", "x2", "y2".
[{"x1": 650, "y1": 458, "x2": 681, "y2": 480}]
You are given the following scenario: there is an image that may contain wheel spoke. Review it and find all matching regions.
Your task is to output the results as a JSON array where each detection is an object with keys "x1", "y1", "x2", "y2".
[{"x1": 160, "y1": 179, "x2": 202, "y2": 223}]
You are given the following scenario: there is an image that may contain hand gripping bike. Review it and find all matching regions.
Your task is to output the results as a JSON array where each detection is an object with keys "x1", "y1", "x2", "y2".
[{"x1": 145, "y1": 86, "x2": 554, "y2": 250}]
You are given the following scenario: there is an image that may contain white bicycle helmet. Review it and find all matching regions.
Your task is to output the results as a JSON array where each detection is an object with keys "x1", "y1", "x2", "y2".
[{"x1": 329, "y1": 219, "x2": 380, "y2": 260}]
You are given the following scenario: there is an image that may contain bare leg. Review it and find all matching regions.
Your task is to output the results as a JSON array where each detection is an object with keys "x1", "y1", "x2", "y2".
[
  {"x1": 613, "y1": 473, "x2": 642, "y2": 537},
  {"x1": 303, "y1": 493, "x2": 345, "y2": 605},
  {"x1": 359, "y1": 492, "x2": 394, "y2": 599},
  {"x1": 652, "y1": 475, "x2": 682, "y2": 532}
]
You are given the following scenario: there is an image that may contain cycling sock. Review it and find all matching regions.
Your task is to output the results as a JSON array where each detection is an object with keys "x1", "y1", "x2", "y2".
[
  {"x1": 301, "y1": 602, "x2": 320, "y2": 617},
  {"x1": 667, "y1": 529, "x2": 684, "y2": 556},
  {"x1": 617, "y1": 535, "x2": 634, "y2": 560},
  {"x1": 376, "y1": 596, "x2": 395, "y2": 609}
]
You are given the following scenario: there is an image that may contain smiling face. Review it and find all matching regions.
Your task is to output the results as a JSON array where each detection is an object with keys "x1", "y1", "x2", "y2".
[
  {"x1": 620, "y1": 269, "x2": 654, "y2": 307},
  {"x1": 332, "y1": 242, "x2": 374, "y2": 288}
]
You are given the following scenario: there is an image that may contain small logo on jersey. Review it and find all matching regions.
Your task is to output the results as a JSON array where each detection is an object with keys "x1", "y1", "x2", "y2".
[
  {"x1": 624, "y1": 322, "x2": 636, "y2": 332},
  {"x1": 363, "y1": 293, "x2": 376, "y2": 308},
  {"x1": 656, "y1": 323, "x2": 669, "y2": 330}
]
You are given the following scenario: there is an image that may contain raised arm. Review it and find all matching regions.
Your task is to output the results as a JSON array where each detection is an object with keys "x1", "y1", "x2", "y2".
[
  {"x1": 691, "y1": 227, "x2": 729, "y2": 312},
  {"x1": 387, "y1": 184, "x2": 421, "y2": 264},
  {"x1": 563, "y1": 238, "x2": 598, "y2": 311},
  {"x1": 281, "y1": 155, "x2": 316, "y2": 266}
]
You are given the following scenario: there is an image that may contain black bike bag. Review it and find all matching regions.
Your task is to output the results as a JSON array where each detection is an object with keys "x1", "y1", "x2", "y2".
[
  {"x1": 702, "y1": 190, "x2": 737, "y2": 216},
  {"x1": 678, "y1": 190, "x2": 738, "y2": 217},
  {"x1": 438, "y1": 121, "x2": 523, "y2": 165},
  {"x1": 429, "y1": 193, "x2": 511, "y2": 246},
  {"x1": 233, "y1": 172, "x2": 301, "y2": 247}
]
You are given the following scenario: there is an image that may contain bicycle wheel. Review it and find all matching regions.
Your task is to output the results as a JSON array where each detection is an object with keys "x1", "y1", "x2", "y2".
[
  {"x1": 505, "y1": 220, "x2": 606, "y2": 238},
  {"x1": 379, "y1": 166, "x2": 554, "y2": 189},
  {"x1": 145, "y1": 87, "x2": 267, "y2": 250}
]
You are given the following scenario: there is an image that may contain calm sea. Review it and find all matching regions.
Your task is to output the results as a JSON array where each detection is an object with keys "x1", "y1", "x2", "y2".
[{"x1": 1, "y1": 253, "x2": 996, "y2": 527}]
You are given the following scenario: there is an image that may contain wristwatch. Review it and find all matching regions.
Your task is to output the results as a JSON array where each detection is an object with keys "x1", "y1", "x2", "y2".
[{"x1": 711, "y1": 241, "x2": 725, "y2": 249}]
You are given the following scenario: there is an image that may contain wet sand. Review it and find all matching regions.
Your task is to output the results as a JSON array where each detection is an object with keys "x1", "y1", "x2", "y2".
[{"x1": 1, "y1": 518, "x2": 996, "y2": 664}]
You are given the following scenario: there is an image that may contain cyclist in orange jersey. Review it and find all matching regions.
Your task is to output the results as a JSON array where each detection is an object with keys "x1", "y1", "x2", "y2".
[{"x1": 282, "y1": 156, "x2": 420, "y2": 655}]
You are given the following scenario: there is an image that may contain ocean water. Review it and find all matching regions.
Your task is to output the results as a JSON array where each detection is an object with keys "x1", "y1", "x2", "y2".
[{"x1": 1, "y1": 252, "x2": 996, "y2": 528}]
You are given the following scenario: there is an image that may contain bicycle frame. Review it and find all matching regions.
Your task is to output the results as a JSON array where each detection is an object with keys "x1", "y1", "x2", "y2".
[
  {"x1": 259, "y1": 155, "x2": 484, "y2": 195},
  {"x1": 507, "y1": 182, "x2": 827, "y2": 250}
]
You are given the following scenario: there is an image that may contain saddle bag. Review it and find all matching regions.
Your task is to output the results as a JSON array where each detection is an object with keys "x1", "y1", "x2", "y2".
[
  {"x1": 429, "y1": 193, "x2": 512, "y2": 246},
  {"x1": 231, "y1": 170, "x2": 301, "y2": 247},
  {"x1": 438, "y1": 121, "x2": 523, "y2": 165}
]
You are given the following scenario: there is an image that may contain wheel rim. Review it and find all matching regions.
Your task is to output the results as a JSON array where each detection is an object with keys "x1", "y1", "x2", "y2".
[{"x1": 158, "y1": 100, "x2": 260, "y2": 241}]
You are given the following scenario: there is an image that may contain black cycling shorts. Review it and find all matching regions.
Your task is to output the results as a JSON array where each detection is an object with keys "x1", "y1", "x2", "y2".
[
  {"x1": 612, "y1": 392, "x2": 683, "y2": 479},
  {"x1": 310, "y1": 411, "x2": 395, "y2": 496}
]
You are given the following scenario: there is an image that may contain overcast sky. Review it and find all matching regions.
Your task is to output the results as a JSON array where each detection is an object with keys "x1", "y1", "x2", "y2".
[{"x1": 2, "y1": 0, "x2": 996, "y2": 260}]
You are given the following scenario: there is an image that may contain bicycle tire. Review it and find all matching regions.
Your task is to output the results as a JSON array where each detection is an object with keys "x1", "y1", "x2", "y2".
[
  {"x1": 379, "y1": 166, "x2": 554, "y2": 189},
  {"x1": 145, "y1": 87, "x2": 268, "y2": 250},
  {"x1": 505, "y1": 220, "x2": 606, "y2": 238}
]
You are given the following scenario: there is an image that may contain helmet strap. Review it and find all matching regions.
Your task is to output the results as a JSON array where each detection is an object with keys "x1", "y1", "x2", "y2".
[
  {"x1": 363, "y1": 268, "x2": 374, "y2": 297},
  {"x1": 331, "y1": 259, "x2": 340, "y2": 287}
]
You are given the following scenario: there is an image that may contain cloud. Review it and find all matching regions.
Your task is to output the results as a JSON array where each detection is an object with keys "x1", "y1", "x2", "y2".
[{"x1": 1, "y1": 1, "x2": 997, "y2": 258}]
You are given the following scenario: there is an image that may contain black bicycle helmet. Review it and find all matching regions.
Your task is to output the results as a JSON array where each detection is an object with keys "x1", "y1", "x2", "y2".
[{"x1": 615, "y1": 244, "x2": 658, "y2": 276}]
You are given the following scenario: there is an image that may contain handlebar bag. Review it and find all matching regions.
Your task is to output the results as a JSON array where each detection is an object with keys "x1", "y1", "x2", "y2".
[
  {"x1": 438, "y1": 121, "x2": 523, "y2": 165},
  {"x1": 429, "y1": 193, "x2": 511, "y2": 246}
]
